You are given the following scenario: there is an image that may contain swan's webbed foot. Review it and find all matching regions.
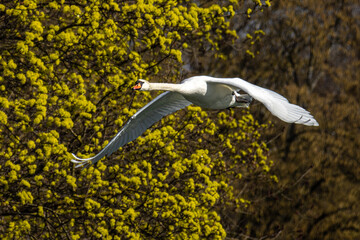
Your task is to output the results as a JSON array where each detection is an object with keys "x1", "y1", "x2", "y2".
[{"x1": 232, "y1": 91, "x2": 253, "y2": 107}]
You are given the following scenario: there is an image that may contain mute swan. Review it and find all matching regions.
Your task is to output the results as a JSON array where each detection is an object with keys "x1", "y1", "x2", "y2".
[{"x1": 71, "y1": 76, "x2": 318, "y2": 168}]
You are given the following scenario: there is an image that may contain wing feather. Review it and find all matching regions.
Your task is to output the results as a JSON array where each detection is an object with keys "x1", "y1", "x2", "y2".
[
  {"x1": 71, "y1": 91, "x2": 191, "y2": 168},
  {"x1": 205, "y1": 77, "x2": 319, "y2": 126}
]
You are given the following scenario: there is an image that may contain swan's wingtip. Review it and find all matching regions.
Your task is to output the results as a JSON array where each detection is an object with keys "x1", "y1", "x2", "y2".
[
  {"x1": 71, "y1": 153, "x2": 84, "y2": 160},
  {"x1": 70, "y1": 153, "x2": 92, "y2": 168},
  {"x1": 72, "y1": 160, "x2": 92, "y2": 168},
  {"x1": 70, "y1": 159, "x2": 82, "y2": 164},
  {"x1": 302, "y1": 119, "x2": 319, "y2": 127},
  {"x1": 307, "y1": 116, "x2": 319, "y2": 127}
]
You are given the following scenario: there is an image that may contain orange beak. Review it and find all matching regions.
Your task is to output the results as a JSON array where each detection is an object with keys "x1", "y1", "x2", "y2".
[{"x1": 133, "y1": 82, "x2": 142, "y2": 90}]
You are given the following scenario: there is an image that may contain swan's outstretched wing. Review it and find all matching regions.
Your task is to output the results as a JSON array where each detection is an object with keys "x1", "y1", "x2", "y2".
[
  {"x1": 206, "y1": 77, "x2": 319, "y2": 126},
  {"x1": 71, "y1": 92, "x2": 192, "y2": 168}
]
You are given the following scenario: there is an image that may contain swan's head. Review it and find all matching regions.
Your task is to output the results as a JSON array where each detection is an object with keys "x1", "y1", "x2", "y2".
[{"x1": 133, "y1": 79, "x2": 150, "y2": 91}]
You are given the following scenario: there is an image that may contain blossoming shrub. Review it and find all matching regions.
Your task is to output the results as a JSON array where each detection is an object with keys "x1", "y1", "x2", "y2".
[{"x1": 0, "y1": 0, "x2": 272, "y2": 238}]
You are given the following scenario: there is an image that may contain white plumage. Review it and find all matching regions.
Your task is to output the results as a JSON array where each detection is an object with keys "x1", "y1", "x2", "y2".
[{"x1": 72, "y1": 76, "x2": 318, "y2": 168}]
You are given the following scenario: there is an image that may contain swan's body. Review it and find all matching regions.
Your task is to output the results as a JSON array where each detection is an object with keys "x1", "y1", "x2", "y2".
[{"x1": 72, "y1": 76, "x2": 318, "y2": 168}]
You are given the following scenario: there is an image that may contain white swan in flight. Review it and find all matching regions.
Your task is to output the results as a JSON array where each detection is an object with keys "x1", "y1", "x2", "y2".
[{"x1": 71, "y1": 76, "x2": 318, "y2": 168}]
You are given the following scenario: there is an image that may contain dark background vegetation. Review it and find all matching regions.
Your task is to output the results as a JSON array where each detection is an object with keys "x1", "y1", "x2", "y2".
[{"x1": 189, "y1": 0, "x2": 359, "y2": 239}]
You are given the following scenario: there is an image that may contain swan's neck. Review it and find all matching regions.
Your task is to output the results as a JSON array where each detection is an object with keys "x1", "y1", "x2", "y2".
[{"x1": 148, "y1": 83, "x2": 183, "y2": 92}]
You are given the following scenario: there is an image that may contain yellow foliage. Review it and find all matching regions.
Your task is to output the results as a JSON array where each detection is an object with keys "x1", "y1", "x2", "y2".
[{"x1": 0, "y1": 0, "x2": 271, "y2": 239}]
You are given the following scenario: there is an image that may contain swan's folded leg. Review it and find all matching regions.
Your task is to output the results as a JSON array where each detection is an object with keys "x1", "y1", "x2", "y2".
[
  {"x1": 232, "y1": 91, "x2": 253, "y2": 107},
  {"x1": 232, "y1": 91, "x2": 253, "y2": 103}
]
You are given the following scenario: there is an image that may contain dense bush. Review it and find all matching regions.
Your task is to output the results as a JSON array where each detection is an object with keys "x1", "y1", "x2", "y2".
[{"x1": 0, "y1": 0, "x2": 273, "y2": 239}]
